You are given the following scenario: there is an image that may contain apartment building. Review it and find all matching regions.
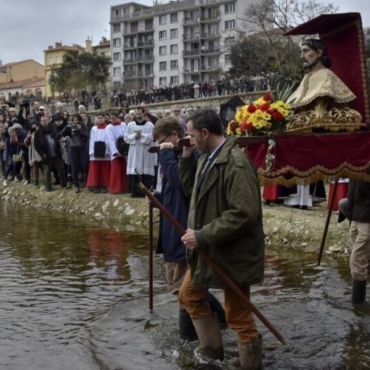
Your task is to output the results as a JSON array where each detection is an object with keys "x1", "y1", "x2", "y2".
[{"x1": 110, "y1": 0, "x2": 258, "y2": 90}]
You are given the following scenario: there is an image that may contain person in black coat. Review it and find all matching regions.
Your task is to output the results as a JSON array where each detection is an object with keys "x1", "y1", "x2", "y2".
[
  {"x1": 34, "y1": 115, "x2": 67, "y2": 191},
  {"x1": 341, "y1": 180, "x2": 370, "y2": 304},
  {"x1": 61, "y1": 114, "x2": 88, "y2": 193},
  {"x1": 153, "y1": 116, "x2": 225, "y2": 341}
]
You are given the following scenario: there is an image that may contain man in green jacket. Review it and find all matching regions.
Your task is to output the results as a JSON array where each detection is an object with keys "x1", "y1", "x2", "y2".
[{"x1": 178, "y1": 108, "x2": 265, "y2": 370}]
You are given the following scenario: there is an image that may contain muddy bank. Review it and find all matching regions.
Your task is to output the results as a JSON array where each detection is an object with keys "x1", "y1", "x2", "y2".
[{"x1": 0, "y1": 182, "x2": 350, "y2": 256}]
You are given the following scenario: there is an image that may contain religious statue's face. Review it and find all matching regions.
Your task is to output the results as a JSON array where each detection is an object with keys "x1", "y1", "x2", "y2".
[{"x1": 301, "y1": 45, "x2": 320, "y2": 70}]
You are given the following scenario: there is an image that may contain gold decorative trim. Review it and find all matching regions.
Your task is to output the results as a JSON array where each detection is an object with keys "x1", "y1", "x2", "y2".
[{"x1": 258, "y1": 162, "x2": 370, "y2": 186}]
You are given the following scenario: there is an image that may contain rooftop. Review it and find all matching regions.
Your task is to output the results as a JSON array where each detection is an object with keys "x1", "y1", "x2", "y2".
[
  {"x1": 0, "y1": 59, "x2": 43, "y2": 69},
  {"x1": 0, "y1": 77, "x2": 45, "y2": 90}
]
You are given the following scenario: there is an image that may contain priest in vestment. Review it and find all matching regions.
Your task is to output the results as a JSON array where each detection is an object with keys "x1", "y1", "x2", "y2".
[{"x1": 124, "y1": 107, "x2": 156, "y2": 197}]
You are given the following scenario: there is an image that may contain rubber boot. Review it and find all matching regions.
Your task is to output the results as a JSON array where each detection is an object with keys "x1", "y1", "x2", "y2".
[
  {"x1": 179, "y1": 309, "x2": 197, "y2": 341},
  {"x1": 352, "y1": 280, "x2": 366, "y2": 304},
  {"x1": 206, "y1": 292, "x2": 227, "y2": 327},
  {"x1": 192, "y1": 315, "x2": 224, "y2": 361},
  {"x1": 238, "y1": 335, "x2": 263, "y2": 370}
]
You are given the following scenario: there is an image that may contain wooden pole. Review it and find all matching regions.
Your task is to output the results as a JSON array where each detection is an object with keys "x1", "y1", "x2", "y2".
[
  {"x1": 148, "y1": 202, "x2": 154, "y2": 312},
  {"x1": 317, "y1": 180, "x2": 339, "y2": 266},
  {"x1": 138, "y1": 182, "x2": 287, "y2": 345}
]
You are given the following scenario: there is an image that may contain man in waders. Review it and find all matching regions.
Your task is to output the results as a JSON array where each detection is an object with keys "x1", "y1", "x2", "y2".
[
  {"x1": 179, "y1": 108, "x2": 265, "y2": 369},
  {"x1": 152, "y1": 116, "x2": 226, "y2": 341}
]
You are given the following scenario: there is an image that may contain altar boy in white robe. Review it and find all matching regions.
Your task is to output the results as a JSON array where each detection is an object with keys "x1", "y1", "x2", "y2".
[
  {"x1": 124, "y1": 107, "x2": 155, "y2": 197},
  {"x1": 106, "y1": 111, "x2": 128, "y2": 194},
  {"x1": 87, "y1": 112, "x2": 111, "y2": 193}
]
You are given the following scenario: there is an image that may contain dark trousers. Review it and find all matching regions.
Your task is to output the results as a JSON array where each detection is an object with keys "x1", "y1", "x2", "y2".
[
  {"x1": 5, "y1": 159, "x2": 21, "y2": 179},
  {"x1": 69, "y1": 147, "x2": 88, "y2": 188},
  {"x1": 44, "y1": 156, "x2": 66, "y2": 190},
  {"x1": 22, "y1": 153, "x2": 31, "y2": 182}
]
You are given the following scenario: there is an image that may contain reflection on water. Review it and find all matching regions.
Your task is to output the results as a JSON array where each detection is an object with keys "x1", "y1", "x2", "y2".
[{"x1": 0, "y1": 203, "x2": 369, "y2": 369}]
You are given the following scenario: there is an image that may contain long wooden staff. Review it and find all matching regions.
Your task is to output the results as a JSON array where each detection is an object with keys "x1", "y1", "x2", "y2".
[
  {"x1": 138, "y1": 182, "x2": 287, "y2": 345},
  {"x1": 317, "y1": 180, "x2": 339, "y2": 266},
  {"x1": 148, "y1": 202, "x2": 154, "y2": 312}
]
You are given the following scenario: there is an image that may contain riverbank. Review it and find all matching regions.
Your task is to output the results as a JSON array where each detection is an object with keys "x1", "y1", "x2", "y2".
[{"x1": 1, "y1": 182, "x2": 350, "y2": 256}]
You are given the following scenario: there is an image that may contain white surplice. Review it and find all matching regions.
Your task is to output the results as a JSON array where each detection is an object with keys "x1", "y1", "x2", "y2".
[
  {"x1": 105, "y1": 123, "x2": 127, "y2": 160},
  {"x1": 124, "y1": 120, "x2": 155, "y2": 176}
]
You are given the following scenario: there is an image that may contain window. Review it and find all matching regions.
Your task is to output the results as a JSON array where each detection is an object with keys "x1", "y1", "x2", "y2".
[
  {"x1": 159, "y1": 15, "x2": 167, "y2": 25},
  {"x1": 170, "y1": 76, "x2": 178, "y2": 84},
  {"x1": 225, "y1": 54, "x2": 231, "y2": 64},
  {"x1": 170, "y1": 13, "x2": 178, "y2": 23},
  {"x1": 225, "y1": 37, "x2": 235, "y2": 46},
  {"x1": 113, "y1": 52, "x2": 121, "y2": 61},
  {"x1": 113, "y1": 67, "x2": 121, "y2": 76},
  {"x1": 159, "y1": 62, "x2": 167, "y2": 71},
  {"x1": 170, "y1": 29, "x2": 178, "y2": 39},
  {"x1": 170, "y1": 44, "x2": 178, "y2": 54},
  {"x1": 115, "y1": 9, "x2": 120, "y2": 16},
  {"x1": 159, "y1": 31, "x2": 167, "y2": 40},
  {"x1": 49, "y1": 57, "x2": 53, "y2": 65},
  {"x1": 159, "y1": 46, "x2": 167, "y2": 56},
  {"x1": 170, "y1": 60, "x2": 179, "y2": 69},
  {"x1": 225, "y1": 3, "x2": 235, "y2": 13},
  {"x1": 113, "y1": 24, "x2": 121, "y2": 32},
  {"x1": 113, "y1": 38, "x2": 121, "y2": 47},
  {"x1": 170, "y1": 60, "x2": 178, "y2": 69},
  {"x1": 225, "y1": 20, "x2": 235, "y2": 30},
  {"x1": 56, "y1": 56, "x2": 60, "y2": 64},
  {"x1": 159, "y1": 77, "x2": 167, "y2": 86}
]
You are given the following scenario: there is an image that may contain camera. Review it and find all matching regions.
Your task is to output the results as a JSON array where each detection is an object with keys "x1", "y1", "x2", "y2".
[
  {"x1": 20, "y1": 98, "x2": 29, "y2": 108},
  {"x1": 70, "y1": 123, "x2": 78, "y2": 130}
]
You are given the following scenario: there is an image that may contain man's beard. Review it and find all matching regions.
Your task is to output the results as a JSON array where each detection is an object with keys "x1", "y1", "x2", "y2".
[{"x1": 303, "y1": 57, "x2": 320, "y2": 70}]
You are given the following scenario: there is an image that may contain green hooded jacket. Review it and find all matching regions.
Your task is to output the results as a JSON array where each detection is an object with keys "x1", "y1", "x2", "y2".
[{"x1": 179, "y1": 136, "x2": 265, "y2": 288}]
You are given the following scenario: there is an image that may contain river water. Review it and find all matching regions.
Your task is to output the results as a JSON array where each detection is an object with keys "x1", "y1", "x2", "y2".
[{"x1": 0, "y1": 202, "x2": 369, "y2": 370}]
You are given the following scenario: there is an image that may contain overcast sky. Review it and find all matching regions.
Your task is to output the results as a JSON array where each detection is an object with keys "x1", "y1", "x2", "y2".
[{"x1": 0, "y1": 0, "x2": 369, "y2": 65}]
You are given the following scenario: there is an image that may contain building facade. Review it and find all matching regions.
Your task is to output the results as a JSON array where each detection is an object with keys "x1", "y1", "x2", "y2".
[
  {"x1": 0, "y1": 59, "x2": 45, "y2": 84},
  {"x1": 44, "y1": 42, "x2": 83, "y2": 98},
  {"x1": 110, "y1": 0, "x2": 258, "y2": 91}
]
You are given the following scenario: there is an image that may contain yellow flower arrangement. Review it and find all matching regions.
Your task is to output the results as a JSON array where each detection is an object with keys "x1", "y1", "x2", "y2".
[{"x1": 227, "y1": 93, "x2": 292, "y2": 136}]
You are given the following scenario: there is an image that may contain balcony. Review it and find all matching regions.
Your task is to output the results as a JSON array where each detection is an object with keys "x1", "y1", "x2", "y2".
[
  {"x1": 183, "y1": 67, "x2": 200, "y2": 74},
  {"x1": 124, "y1": 71, "x2": 138, "y2": 79},
  {"x1": 183, "y1": 50, "x2": 200, "y2": 57},
  {"x1": 123, "y1": 28, "x2": 139, "y2": 36},
  {"x1": 200, "y1": 64, "x2": 220, "y2": 72},
  {"x1": 131, "y1": 8, "x2": 153, "y2": 18},
  {"x1": 200, "y1": 47, "x2": 221, "y2": 55},
  {"x1": 137, "y1": 55, "x2": 154, "y2": 63},
  {"x1": 182, "y1": 18, "x2": 200, "y2": 25},
  {"x1": 137, "y1": 39, "x2": 154, "y2": 48},
  {"x1": 123, "y1": 58, "x2": 137, "y2": 64},
  {"x1": 138, "y1": 26, "x2": 154, "y2": 34},
  {"x1": 124, "y1": 43, "x2": 137, "y2": 50},
  {"x1": 183, "y1": 33, "x2": 200, "y2": 41},
  {"x1": 200, "y1": 14, "x2": 221, "y2": 22},
  {"x1": 200, "y1": 32, "x2": 220, "y2": 39},
  {"x1": 138, "y1": 71, "x2": 154, "y2": 78}
]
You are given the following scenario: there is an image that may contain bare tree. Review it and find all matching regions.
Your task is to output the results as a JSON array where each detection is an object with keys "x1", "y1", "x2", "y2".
[{"x1": 229, "y1": 0, "x2": 339, "y2": 84}]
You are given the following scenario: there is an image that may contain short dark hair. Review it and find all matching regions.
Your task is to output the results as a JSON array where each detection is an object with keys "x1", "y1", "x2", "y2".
[
  {"x1": 187, "y1": 108, "x2": 223, "y2": 135},
  {"x1": 301, "y1": 38, "x2": 332, "y2": 68},
  {"x1": 153, "y1": 116, "x2": 185, "y2": 140},
  {"x1": 111, "y1": 110, "x2": 120, "y2": 118},
  {"x1": 96, "y1": 111, "x2": 105, "y2": 117},
  {"x1": 72, "y1": 113, "x2": 83, "y2": 122},
  {"x1": 136, "y1": 106, "x2": 145, "y2": 114}
]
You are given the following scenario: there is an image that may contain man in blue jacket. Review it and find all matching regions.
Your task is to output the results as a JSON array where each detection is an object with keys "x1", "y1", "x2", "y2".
[{"x1": 153, "y1": 116, "x2": 225, "y2": 341}]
